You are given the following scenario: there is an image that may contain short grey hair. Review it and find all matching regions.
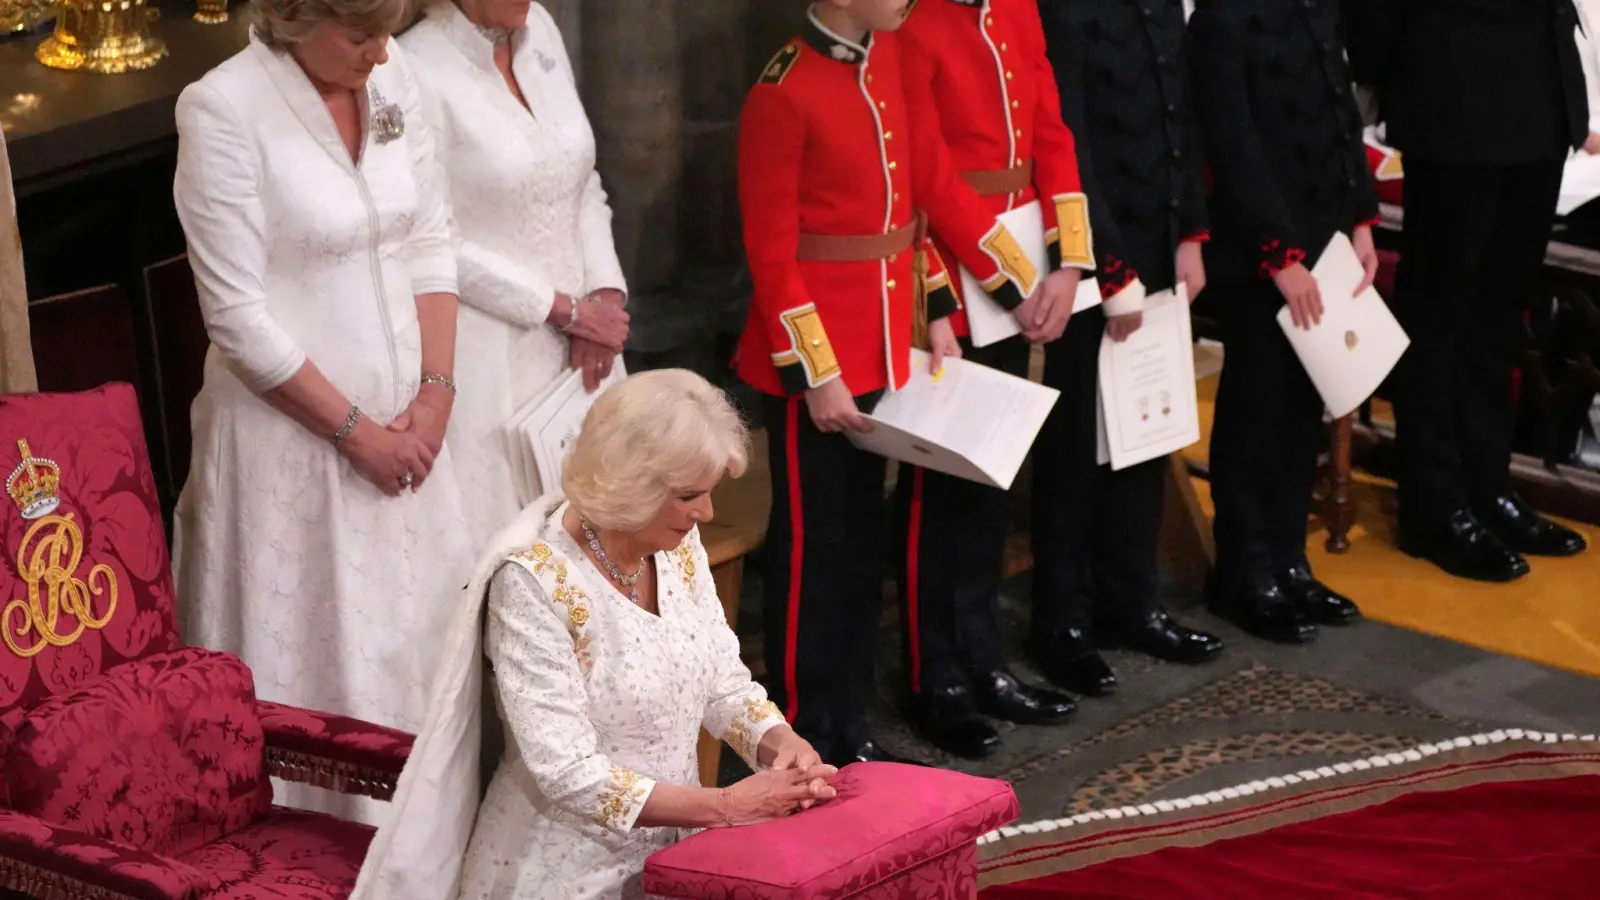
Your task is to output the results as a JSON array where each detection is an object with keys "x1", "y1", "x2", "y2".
[
  {"x1": 250, "y1": 0, "x2": 411, "y2": 49},
  {"x1": 563, "y1": 370, "x2": 751, "y2": 533}
]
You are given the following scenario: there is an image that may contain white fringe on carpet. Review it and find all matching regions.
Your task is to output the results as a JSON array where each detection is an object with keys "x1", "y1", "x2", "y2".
[{"x1": 979, "y1": 729, "x2": 1600, "y2": 845}]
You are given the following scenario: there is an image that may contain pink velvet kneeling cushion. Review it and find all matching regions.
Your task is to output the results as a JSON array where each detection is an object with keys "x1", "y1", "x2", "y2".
[{"x1": 643, "y1": 762, "x2": 1018, "y2": 899}]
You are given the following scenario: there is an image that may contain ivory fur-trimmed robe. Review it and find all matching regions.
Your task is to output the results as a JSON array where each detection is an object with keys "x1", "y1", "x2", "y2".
[{"x1": 351, "y1": 494, "x2": 787, "y2": 899}]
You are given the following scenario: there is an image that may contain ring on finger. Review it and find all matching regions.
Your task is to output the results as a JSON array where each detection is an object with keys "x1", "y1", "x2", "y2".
[{"x1": 399, "y1": 471, "x2": 415, "y2": 489}]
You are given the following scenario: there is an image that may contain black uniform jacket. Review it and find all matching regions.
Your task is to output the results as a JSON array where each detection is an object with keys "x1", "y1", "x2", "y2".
[
  {"x1": 1041, "y1": 0, "x2": 1207, "y2": 294},
  {"x1": 1188, "y1": 0, "x2": 1378, "y2": 280},
  {"x1": 1345, "y1": 0, "x2": 1588, "y2": 166}
]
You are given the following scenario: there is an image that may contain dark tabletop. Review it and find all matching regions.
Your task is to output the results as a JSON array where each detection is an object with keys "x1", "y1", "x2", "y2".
[{"x1": 0, "y1": 10, "x2": 249, "y2": 190}]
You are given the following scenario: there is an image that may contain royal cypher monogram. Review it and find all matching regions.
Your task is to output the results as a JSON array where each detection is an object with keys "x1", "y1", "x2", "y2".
[{"x1": 2, "y1": 440, "x2": 118, "y2": 659}]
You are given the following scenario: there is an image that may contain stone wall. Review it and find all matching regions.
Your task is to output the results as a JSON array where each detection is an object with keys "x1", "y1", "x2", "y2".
[{"x1": 545, "y1": 4, "x2": 808, "y2": 386}]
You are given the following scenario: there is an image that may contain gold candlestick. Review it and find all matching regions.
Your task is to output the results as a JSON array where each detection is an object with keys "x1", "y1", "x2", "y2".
[
  {"x1": 194, "y1": 0, "x2": 228, "y2": 24},
  {"x1": 36, "y1": 0, "x2": 168, "y2": 74}
]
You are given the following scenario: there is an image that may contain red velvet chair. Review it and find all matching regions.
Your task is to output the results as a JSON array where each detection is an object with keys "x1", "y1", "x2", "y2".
[{"x1": 0, "y1": 383, "x2": 412, "y2": 899}]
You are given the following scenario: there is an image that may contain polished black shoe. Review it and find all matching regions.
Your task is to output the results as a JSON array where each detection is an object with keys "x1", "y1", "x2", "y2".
[
  {"x1": 1209, "y1": 581, "x2": 1317, "y2": 644},
  {"x1": 1399, "y1": 508, "x2": 1531, "y2": 583},
  {"x1": 910, "y1": 685, "x2": 1003, "y2": 760},
  {"x1": 1278, "y1": 564, "x2": 1361, "y2": 625},
  {"x1": 824, "y1": 738, "x2": 921, "y2": 768},
  {"x1": 1103, "y1": 610, "x2": 1226, "y2": 664},
  {"x1": 1031, "y1": 629, "x2": 1117, "y2": 697},
  {"x1": 1477, "y1": 494, "x2": 1588, "y2": 558},
  {"x1": 971, "y1": 669, "x2": 1077, "y2": 725}
]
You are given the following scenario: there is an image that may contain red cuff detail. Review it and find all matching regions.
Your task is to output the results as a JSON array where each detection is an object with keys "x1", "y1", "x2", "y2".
[
  {"x1": 1099, "y1": 255, "x2": 1140, "y2": 300},
  {"x1": 1258, "y1": 237, "x2": 1307, "y2": 278},
  {"x1": 1356, "y1": 216, "x2": 1381, "y2": 228},
  {"x1": 1181, "y1": 229, "x2": 1211, "y2": 244}
]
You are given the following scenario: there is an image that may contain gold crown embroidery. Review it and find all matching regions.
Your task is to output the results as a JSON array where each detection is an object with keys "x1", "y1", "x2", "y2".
[{"x1": 7, "y1": 440, "x2": 60, "y2": 520}]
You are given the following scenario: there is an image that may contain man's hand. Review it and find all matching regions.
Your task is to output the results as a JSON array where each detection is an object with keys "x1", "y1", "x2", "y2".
[
  {"x1": 1176, "y1": 241, "x2": 1207, "y2": 301},
  {"x1": 1584, "y1": 132, "x2": 1600, "y2": 155},
  {"x1": 1019, "y1": 268, "x2": 1082, "y2": 344},
  {"x1": 1105, "y1": 311, "x2": 1143, "y2": 342},
  {"x1": 1272, "y1": 262, "x2": 1324, "y2": 330},
  {"x1": 804, "y1": 378, "x2": 871, "y2": 434},
  {"x1": 1352, "y1": 224, "x2": 1380, "y2": 296},
  {"x1": 927, "y1": 316, "x2": 962, "y2": 376}
]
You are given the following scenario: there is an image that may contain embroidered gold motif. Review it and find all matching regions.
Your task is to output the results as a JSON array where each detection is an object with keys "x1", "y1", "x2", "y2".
[
  {"x1": 1375, "y1": 149, "x2": 1403, "y2": 180},
  {"x1": 510, "y1": 543, "x2": 595, "y2": 673},
  {"x1": 593, "y1": 765, "x2": 648, "y2": 831},
  {"x1": 725, "y1": 697, "x2": 784, "y2": 762},
  {"x1": 672, "y1": 543, "x2": 696, "y2": 591},
  {"x1": 778, "y1": 305, "x2": 840, "y2": 387},
  {"x1": 1053, "y1": 194, "x2": 1095, "y2": 268},
  {"x1": 981, "y1": 224, "x2": 1039, "y2": 295},
  {"x1": 759, "y1": 42, "x2": 800, "y2": 86},
  {"x1": 4, "y1": 513, "x2": 119, "y2": 658}
]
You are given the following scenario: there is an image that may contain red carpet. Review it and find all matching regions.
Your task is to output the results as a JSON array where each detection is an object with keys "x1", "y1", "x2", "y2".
[{"x1": 979, "y1": 734, "x2": 1600, "y2": 899}]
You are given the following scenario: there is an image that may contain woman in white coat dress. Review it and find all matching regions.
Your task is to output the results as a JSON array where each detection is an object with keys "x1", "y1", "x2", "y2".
[
  {"x1": 171, "y1": 0, "x2": 474, "y2": 823},
  {"x1": 401, "y1": 0, "x2": 632, "y2": 548}
]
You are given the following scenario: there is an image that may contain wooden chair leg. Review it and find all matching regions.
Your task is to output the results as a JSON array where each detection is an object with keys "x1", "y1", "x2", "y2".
[
  {"x1": 1323, "y1": 414, "x2": 1355, "y2": 553},
  {"x1": 696, "y1": 558, "x2": 746, "y2": 787},
  {"x1": 1157, "y1": 454, "x2": 1215, "y2": 592}
]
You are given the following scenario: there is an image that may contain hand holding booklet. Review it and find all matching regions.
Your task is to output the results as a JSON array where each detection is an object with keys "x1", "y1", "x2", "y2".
[
  {"x1": 1095, "y1": 286, "x2": 1202, "y2": 470},
  {"x1": 504, "y1": 365, "x2": 625, "y2": 506},
  {"x1": 848, "y1": 349, "x2": 1059, "y2": 490},
  {"x1": 957, "y1": 200, "x2": 1108, "y2": 348},
  {"x1": 1275, "y1": 232, "x2": 1410, "y2": 419}
]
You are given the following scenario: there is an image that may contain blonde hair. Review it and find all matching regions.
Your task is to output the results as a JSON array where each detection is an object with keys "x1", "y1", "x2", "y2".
[
  {"x1": 250, "y1": 0, "x2": 411, "y2": 49},
  {"x1": 562, "y1": 370, "x2": 751, "y2": 533}
]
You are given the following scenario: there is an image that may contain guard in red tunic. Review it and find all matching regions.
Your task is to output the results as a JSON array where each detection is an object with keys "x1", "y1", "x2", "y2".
[
  {"x1": 891, "y1": 0, "x2": 1088, "y2": 760},
  {"x1": 736, "y1": 0, "x2": 1037, "y2": 768}
]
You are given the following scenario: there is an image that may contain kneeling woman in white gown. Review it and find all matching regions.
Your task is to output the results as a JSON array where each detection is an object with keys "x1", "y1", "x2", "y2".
[
  {"x1": 354, "y1": 370, "x2": 838, "y2": 900},
  {"x1": 401, "y1": 0, "x2": 634, "y2": 547}
]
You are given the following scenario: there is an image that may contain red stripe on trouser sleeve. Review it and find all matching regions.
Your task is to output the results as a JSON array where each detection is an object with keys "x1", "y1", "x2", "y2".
[
  {"x1": 783, "y1": 396, "x2": 805, "y2": 723},
  {"x1": 905, "y1": 467, "x2": 925, "y2": 693}
]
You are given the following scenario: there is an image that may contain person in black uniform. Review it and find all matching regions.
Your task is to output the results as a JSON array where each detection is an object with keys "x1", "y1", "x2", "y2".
[
  {"x1": 1189, "y1": 0, "x2": 1374, "y2": 643},
  {"x1": 1030, "y1": 0, "x2": 1225, "y2": 698},
  {"x1": 1346, "y1": 0, "x2": 1590, "y2": 581}
]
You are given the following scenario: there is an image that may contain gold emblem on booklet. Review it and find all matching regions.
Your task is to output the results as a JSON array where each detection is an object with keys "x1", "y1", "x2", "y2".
[{"x1": 1345, "y1": 330, "x2": 1359, "y2": 351}]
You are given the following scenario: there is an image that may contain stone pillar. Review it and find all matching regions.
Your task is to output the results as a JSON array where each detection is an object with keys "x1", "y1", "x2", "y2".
[
  {"x1": 581, "y1": 0, "x2": 682, "y2": 295},
  {"x1": 679, "y1": 0, "x2": 747, "y2": 266}
]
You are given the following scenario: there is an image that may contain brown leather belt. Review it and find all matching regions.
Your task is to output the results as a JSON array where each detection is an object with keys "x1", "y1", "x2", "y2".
[
  {"x1": 796, "y1": 220, "x2": 918, "y2": 262},
  {"x1": 961, "y1": 160, "x2": 1034, "y2": 196}
]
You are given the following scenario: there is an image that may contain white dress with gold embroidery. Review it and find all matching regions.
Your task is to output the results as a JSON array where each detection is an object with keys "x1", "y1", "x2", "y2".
[{"x1": 457, "y1": 501, "x2": 785, "y2": 900}]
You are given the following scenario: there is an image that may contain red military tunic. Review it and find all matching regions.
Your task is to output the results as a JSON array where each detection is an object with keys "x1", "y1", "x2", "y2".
[
  {"x1": 735, "y1": 12, "x2": 1036, "y2": 398},
  {"x1": 899, "y1": 0, "x2": 1119, "y2": 332}
]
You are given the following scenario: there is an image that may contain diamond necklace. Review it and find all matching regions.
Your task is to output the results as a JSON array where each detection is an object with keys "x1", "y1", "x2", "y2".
[{"x1": 580, "y1": 519, "x2": 646, "y2": 605}]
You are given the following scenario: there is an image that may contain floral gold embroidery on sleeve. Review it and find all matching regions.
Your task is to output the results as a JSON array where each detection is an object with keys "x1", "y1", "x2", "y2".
[
  {"x1": 672, "y1": 542, "x2": 697, "y2": 591},
  {"x1": 724, "y1": 697, "x2": 784, "y2": 763},
  {"x1": 593, "y1": 764, "x2": 648, "y2": 832},
  {"x1": 510, "y1": 543, "x2": 595, "y2": 673}
]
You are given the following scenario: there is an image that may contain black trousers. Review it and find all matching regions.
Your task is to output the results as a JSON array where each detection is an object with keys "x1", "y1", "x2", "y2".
[
  {"x1": 1392, "y1": 159, "x2": 1565, "y2": 528},
  {"x1": 1030, "y1": 306, "x2": 1167, "y2": 641},
  {"x1": 761, "y1": 391, "x2": 887, "y2": 752},
  {"x1": 1208, "y1": 277, "x2": 1327, "y2": 596},
  {"x1": 890, "y1": 335, "x2": 1029, "y2": 693}
]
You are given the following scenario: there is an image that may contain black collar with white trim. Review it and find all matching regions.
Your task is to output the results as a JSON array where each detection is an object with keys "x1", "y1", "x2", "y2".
[{"x1": 804, "y1": 6, "x2": 873, "y2": 65}]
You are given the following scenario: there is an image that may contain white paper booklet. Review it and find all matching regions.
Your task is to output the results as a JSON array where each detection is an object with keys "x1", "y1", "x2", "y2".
[
  {"x1": 958, "y1": 200, "x2": 1103, "y2": 348},
  {"x1": 504, "y1": 364, "x2": 625, "y2": 505},
  {"x1": 1275, "y1": 232, "x2": 1410, "y2": 419},
  {"x1": 849, "y1": 349, "x2": 1059, "y2": 490},
  {"x1": 1095, "y1": 286, "x2": 1202, "y2": 471}
]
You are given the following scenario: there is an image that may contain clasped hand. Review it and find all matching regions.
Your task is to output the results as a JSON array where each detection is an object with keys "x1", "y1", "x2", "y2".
[
  {"x1": 340, "y1": 384, "x2": 451, "y2": 496},
  {"x1": 717, "y1": 763, "x2": 839, "y2": 827},
  {"x1": 556, "y1": 289, "x2": 630, "y2": 392},
  {"x1": 1014, "y1": 268, "x2": 1081, "y2": 344}
]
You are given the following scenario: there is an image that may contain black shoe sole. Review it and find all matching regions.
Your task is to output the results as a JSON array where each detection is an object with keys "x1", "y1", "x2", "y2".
[{"x1": 976, "y1": 702, "x2": 1077, "y2": 727}]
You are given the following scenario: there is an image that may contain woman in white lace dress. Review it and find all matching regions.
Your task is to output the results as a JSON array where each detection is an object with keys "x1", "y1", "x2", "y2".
[
  {"x1": 171, "y1": 0, "x2": 473, "y2": 823},
  {"x1": 401, "y1": 0, "x2": 632, "y2": 548},
  {"x1": 354, "y1": 371, "x2": 838, "y2": 900}
]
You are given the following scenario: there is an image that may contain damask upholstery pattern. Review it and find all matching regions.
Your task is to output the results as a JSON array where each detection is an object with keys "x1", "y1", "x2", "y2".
[
  {"x1": 643, "y1": 762, "x2": 1018, "y2": 899},
  {"x1": 177, "y1": 808, "x2": 374, "y2": 900},
  {"x1": 257, "y1": 701, "x2": 413, "y2": 800},
  {"x1": 0, "y1": 808, "x2": 216, "y2": 900},
  {"x1": 0, "y1": 384, "x2": 182, "y2": 736},
  {"x1": 4, "y1": 647, "x2": 271, "y2": 858}
]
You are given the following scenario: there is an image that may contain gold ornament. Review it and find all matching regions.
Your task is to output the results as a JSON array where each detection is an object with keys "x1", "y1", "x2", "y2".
[
  {"x1": 194, "y1": 0, "x2": 228, "y2": 25},
  {"x1": 36, "y1": 0, "x2": 168, "y2": 74},
  {"x1": 0, "y1": 0, "x2": 54, "y2": 36}
]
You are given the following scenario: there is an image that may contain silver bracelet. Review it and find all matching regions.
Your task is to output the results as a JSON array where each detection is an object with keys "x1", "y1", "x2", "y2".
[
  {"x1": 420, "y1": 372, "x2": 457, "y2": 395},
  {"x1": 332, "y1": 406, "x2": 363, "y2": 446}
]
